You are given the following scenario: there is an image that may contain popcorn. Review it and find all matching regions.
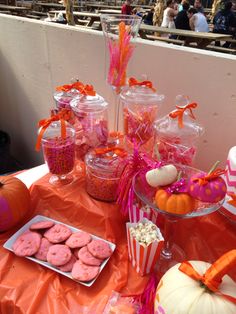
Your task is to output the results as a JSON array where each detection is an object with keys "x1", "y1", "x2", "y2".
[
  {"x1": 129, "y1": 221, "x2": 160, "y2": 247},
  {"x1": 126, "y1": 218, "x2": 164, "y2": 276}
]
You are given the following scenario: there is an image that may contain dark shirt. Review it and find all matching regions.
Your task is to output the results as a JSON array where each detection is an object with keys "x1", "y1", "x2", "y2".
[
  {"x1": 121, "y1": 4, "x2": 132, "y2": 15},
  {"x1": 213, "y1": 9, "x2": 236, "y2": 34},
  {"x1": 175, "y1": 10, "x2": 191, "y2": 30},
  {"x1": 144, "y1": 11, "x2": 154, "y2": 25}
]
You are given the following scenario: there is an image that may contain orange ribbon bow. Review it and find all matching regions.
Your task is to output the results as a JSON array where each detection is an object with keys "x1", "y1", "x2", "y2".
[
  {"x1": 79, "y1": 84, "x2": 96, "y2": 96},
  {"x1": 128, "y1": 77, "x2": 156, "y2": 91},
  {"x1": 94, "y1": 146, "x2": 127, "y2": 159},
  {"x1": 193, "y1": 168, "x2": 226, "y2": 185},
  {"x1": 56, "y1": 82, "x2": 96, "y2": 97},
  {"x1": 169, "y1": 103, "x2": 198, "y2": 128},
  {"x1": 35, "y1": 109, "x2": 72, "y2": 152},
  {"x1": 179, "y1": 249, "x2": 236, "y2": 305},
  {"x1": 56, "y1": 81, "x2": 84, "y2": 92},
  {"x1": 227, "y1": 192, "x2": 236, "y2": 207}
]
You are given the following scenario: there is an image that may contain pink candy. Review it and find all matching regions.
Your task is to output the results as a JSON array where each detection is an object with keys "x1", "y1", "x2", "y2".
[
  {"x1": 158, "y1": 139, "x2": 196, "y2": 166},
  {"x1": 42, "y1": 137, "x2": 75, "y2": 175}
]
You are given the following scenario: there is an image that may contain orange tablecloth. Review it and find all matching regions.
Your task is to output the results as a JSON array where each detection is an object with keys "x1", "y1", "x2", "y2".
[{"x1": 0, "y1": 171, "x2": 236, "y2": 313}]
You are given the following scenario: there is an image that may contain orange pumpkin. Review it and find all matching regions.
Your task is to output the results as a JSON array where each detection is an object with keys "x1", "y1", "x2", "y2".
[
  {"x1": 0, "y1": 176, "x2": 31, "y2": 232},
  {"x1": 155, "y1": 189, "x2": 195, "y2": 214}
]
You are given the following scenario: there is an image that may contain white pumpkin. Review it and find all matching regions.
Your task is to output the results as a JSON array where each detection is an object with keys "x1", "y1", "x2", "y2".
[
  {"x1": 155, "y1": 259, "x2": 236, "y2": 314},
  {"x1": 146, "y1": 165, "x2": 178, "y2": 187}
]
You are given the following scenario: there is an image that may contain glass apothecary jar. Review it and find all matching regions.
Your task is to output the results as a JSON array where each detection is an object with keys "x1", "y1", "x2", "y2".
[
  {"x1": 85, "y1": 146, "x2": 127, "y2": 202},
  {"x1": 120, "y1": 83, "x2": 164, "y2": 152},
  {"x1": 154, "y1": 95, "x2": 204, "y2": 166},
  {"x1": 41, "y1": 121, "x2": 76, "y2": 185},
  {"x1": 70, "y1": 94, "x2": 109, "y2": 160},
  {"x1": 54, "y1": 89, "x2": 80, "y2": 110}
]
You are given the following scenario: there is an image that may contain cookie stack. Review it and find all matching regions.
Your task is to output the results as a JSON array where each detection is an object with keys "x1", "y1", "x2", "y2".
[{"x1": 12, "y1": 220, "x2": 113, "y2": 282}]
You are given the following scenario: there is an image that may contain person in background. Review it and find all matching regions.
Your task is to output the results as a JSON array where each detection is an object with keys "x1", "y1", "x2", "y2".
[
  {"x1": 188, "y1": 7, "x2": 209, "y2": 31},
  {"x1": 175, "y1": 1, "x2": 191, "y2": 29},
  {"x1": 213, "y1": 1, "x2": 236, "y2": 47},
  {"x1": 194, "y1": 0, "x2": 205, "y2": 12},
  {"x1": 211, "y1": 0, "x2": 223, "y2": 21},
  {"x1": 161, "y1": 0, "x2": 178, "y2": 28},
  {"x1": 121, "y1": 0, "x2": 133, "y2": 15},
  {"x1": 143, "y1": 7, "x2": 155, "y2": 24},
  {"x1": 153, "y1": 0, "x2": 165, "y2": 26}
]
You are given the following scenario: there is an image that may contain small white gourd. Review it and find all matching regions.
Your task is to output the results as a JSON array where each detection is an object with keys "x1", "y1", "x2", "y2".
[{"x1": 145, "y1": 165, "x2": 178, "y2": 187}]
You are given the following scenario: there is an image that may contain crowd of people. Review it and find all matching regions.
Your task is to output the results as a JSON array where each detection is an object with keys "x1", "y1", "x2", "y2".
[{"x1": 121, "y1": 0, "x2": 236, "y2": 47}]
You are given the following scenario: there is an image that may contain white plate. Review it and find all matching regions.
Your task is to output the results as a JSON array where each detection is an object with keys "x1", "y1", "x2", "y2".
[{"x1": 3, "y1": 215, "x2": 116, "y2": 287}]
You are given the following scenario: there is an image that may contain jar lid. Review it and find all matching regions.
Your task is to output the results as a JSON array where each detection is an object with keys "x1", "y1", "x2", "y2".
[
  {"x1": 41, "y1": 121, "x2": 75, "y2": 140},
  {"x1": 85, "y1": 146, "x2": 126, "y2": 179},
  {"x1": 154, "y1": 111, "x2": 204, "y2": 143},
  {"x1": 70, "y1": 94, "x2": 108, "y2": 114},
  {"x1": 119, "y1": 85, "x2": 164, "y2": 105},
  {"x1": 54, "y1": 90, "x2": 80, "y2": 102}
]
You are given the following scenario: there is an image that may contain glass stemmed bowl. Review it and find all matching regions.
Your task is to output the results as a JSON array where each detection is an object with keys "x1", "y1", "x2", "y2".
[
  {"x1": 132, "y1": 164, "x2": 224, "y2": 273},
  {"x1": 100, "y1": 14, "x2": 142, "y2": 135}
]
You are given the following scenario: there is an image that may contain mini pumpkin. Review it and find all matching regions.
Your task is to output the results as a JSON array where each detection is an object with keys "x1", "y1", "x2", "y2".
[
  {"x1": 188, "y1": 162, "x2": 227, "y2": 203},
  {"x1": 0, "y1": 176, "x2": 31, "y2": 232},
  {"x1": 155, "y1": 189, "x2": 195, "y2": 214},
  {"x1": 155, "y1": 250, "x2": 236, "y2": 314},
  {"x1": 146, "y1": 165, "x2": 178, "y2": 188}
]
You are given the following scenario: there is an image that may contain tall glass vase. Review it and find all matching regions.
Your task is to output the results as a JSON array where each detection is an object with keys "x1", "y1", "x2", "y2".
[{"x1": 100, "y1": 14, "x2": 142, "y2": 138}]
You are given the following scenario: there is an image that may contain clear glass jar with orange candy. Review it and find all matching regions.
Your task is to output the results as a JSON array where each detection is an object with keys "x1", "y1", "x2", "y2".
[
  {"x1": 119, "y1": 78, "x2": 164, "y2": 152},
  {"x1": 85, "y1": 146, "x2": 127, "y2": 202}
]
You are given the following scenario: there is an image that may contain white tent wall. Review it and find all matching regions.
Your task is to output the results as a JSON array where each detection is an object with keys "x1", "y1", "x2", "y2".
[{"x1": 0, "y1": 14, "x2": 235, "y2": 170}]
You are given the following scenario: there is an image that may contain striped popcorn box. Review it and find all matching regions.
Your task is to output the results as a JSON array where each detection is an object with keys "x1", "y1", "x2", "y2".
[
  {"x1": 224, "y1": 146, "x2": 236, "y2": 193},
  {"x1": 126, "y1": 218, "x2": 164, "y2": 276},
  {"x1": 129, "y1": 203, "x2": 160, "y2": 226},
  {"x1": 222, "y1": 146, "x2": 236, "y2": 221}
]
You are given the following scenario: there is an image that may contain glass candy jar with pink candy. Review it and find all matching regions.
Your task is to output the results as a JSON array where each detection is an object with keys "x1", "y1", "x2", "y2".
[
  {"x1": 119, "y1": 77, "x2": 164, "y2": 153},
  {"x1": 35, "y1": 110, "x2": 76, "y2": 186},
  {"x1": 54, "y1": 81, "x2": 84, "y2": 110},
  {"x1": 70, "y1": 92, "x2": 109, "y2": 161},
  {"x1": 154, "y1": 95, "x2": 204, "y2": 166}
]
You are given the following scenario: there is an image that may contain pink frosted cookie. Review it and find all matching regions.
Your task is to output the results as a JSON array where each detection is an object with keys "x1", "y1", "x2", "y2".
[
  {"x1": 71, "y1": 260, "x2": 99, "y2": 282},
  {"x1": 30, "y1": 220, "x2": 55, "y2": 231},
  {"x1": 78, "y1": 246, "x2": 103, "y2": 266},
  {"x1": 44, "y1": 224, "x2": 72, "y2": 243},
  {"x1": 87, "y1": 239, "x2": 112, "y2": 259},
  {"x1": 34, "y1": 237, "x2": 53, "y2": 261},
  {"x1": 47, "y1": 244, "x2": 72, "y2": 266},
  {"x1": 58, "y1": 254, "x2": 77, "y2": 272},
  {"x1": 65, "y1": 231, "x2": 92, "y2": 249},
  {"x1": 13, "y1": 231, "x2": 42, "y2": 257}
]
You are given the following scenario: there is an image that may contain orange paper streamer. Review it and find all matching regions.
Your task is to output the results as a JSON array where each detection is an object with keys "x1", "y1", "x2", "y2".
[
  {"x1": 35, "y1": 109, "x2": 72, "y2": 151},
  {"x1": 128, "y1": 77, "x2": 156, "y2": 91},
  {"x1": 179, "y1": 249, "x2": 236, "y2": 305},
  {"x1": 169, "y1": 103, "x2": 198, "y2": 128}
]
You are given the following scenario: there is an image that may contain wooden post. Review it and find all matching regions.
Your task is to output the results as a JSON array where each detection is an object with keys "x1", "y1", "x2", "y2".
[{"x1": 65, "y1": 0, "x2": 75, "y2": 25}]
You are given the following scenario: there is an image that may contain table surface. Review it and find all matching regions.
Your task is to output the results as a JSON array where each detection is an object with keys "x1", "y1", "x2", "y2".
[
  {"x1": 0, "y1": 165, "x2": 236, "y2": 313},
  {"x1": 49, "y1": 10, "x2": 101, "y2": 18},
  {"x1": 0, "y1": 4, "x2": 29, "y2": 10},
  {"x1": 139, "y1": 24, "x2": 232, "y2": 41}
]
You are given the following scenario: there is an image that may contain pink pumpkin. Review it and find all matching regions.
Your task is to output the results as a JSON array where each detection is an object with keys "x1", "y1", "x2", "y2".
[{"x1": 188, "y1": 172, "x2": 227, "y2": 203}]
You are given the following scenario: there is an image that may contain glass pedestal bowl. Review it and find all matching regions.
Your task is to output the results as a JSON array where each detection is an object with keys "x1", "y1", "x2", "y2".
[{"x1": 132, "y1": 164, "x2": 224, "y2": 274}]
